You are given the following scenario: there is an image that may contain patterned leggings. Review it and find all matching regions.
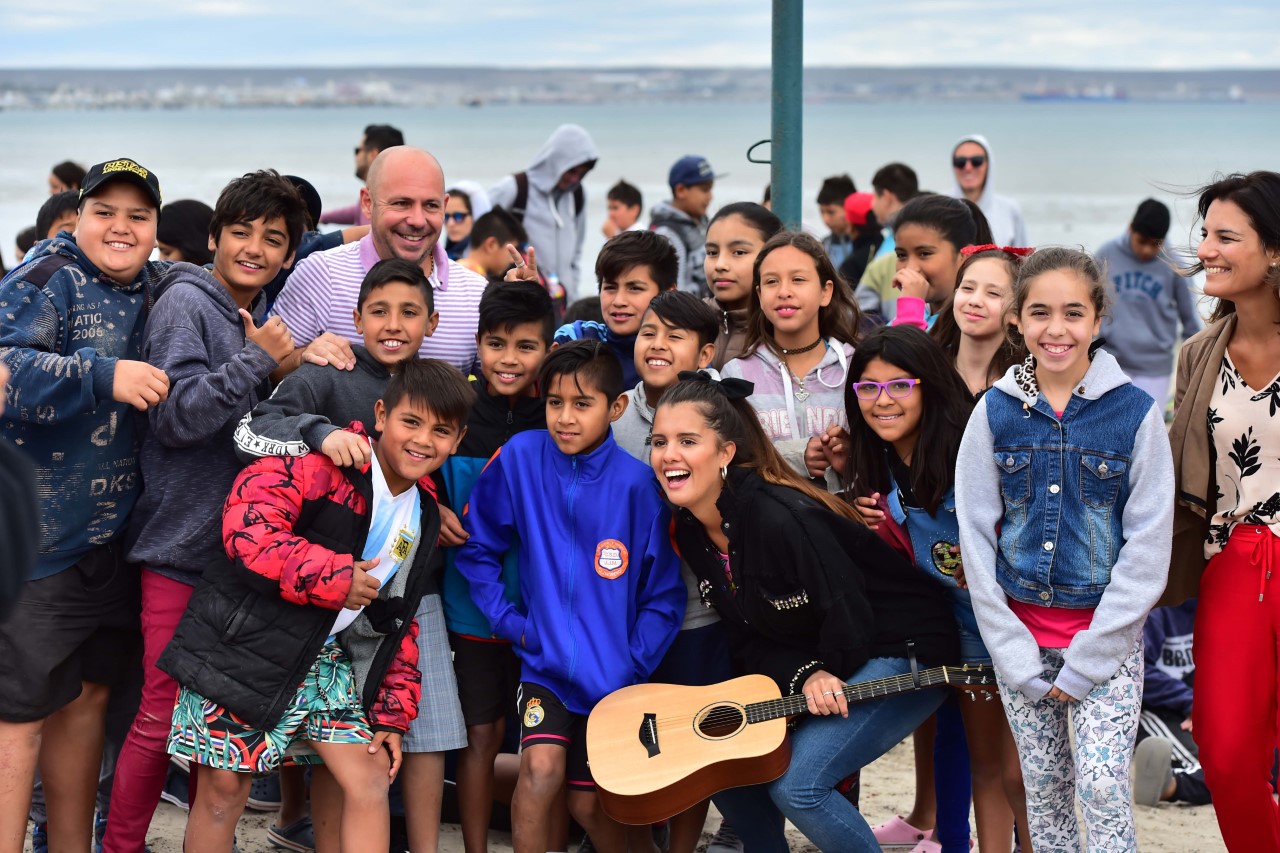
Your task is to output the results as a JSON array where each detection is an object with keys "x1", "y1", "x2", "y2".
[{"x1": 998, "y1": 643, "x2": 1143, "y2": 853}]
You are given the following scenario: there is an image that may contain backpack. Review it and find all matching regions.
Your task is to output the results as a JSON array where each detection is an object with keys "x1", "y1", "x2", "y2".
[{"x1": 510, "y1": 171, "x2": 584, "y2": 224}]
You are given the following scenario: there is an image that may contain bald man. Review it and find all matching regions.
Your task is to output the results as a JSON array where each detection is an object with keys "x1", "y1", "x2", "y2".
[{"x1": 271, "y1": 146, "x2": 487, "y2": 374}]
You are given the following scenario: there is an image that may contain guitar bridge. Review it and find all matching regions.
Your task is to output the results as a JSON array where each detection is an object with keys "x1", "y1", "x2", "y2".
[{"x1": 638, "y1": 712, "x2": 660, "y2": 758}]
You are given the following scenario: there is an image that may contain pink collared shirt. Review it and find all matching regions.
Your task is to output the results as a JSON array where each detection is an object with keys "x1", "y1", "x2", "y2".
[{"x1": 272, "y1": 235, "x2": 485, "y2": 373}]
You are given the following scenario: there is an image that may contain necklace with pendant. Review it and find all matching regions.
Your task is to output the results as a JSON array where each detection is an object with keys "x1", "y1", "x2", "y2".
[
  {"x1": 779, "y1": 338, "x2": 822, "y2": 355},
  {"x1": 793, "y1": 373, "x2": 810, "y2": 402}
]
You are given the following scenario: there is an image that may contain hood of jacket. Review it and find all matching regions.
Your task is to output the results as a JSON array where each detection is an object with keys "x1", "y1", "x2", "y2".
[
  {"x1": 649, "y1": 199, "x2": 703, "y2": 229},
  {"x1": 991, "y1": 347, "x2": 1131, "y2": 408},
  {"x1": 525, "y1": 124, "x2": 599, "y2": 194},
  {"x1": 949, "y1": 133, "x2": 998, "y2": 202},
  {"x1": 155, "y1": 261, "x2": 267, "y2": 324}
]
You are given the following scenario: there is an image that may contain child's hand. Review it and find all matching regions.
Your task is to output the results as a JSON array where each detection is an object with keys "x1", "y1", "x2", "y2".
[
  {"x1": 891, "y1": 267, "x2": 930, "y2": 301},
  {"x1": 819, "y1": 426, "x2": 849, "y2": 476},
  {"x1": 803, "y1": 436, "x2": 830, "y2": 479},
  {"x1": 300, "y1": 332, "x2": 357, "y2": 371},
  {"x1": 438, "y1": 505, "x2": 468, "y2": 547},
  {"x1": 601, "y1": 218, "x2": 620, "y2": 239},
  {"x1": 112, "y1": 360, "x2": 170, "y2": 411},
  {"x1": 953, "y1": 561, "x2": 968, "y2": 590},
  {"x1": 368, "y1": 730, "x2": 403, "y2": 782},
  {"x1": 239, "y1": 310, "x2": 295, "y2": 364},
  {"x1": 322, "y1": 430, "x2": 372, "y2": 468},
  {"x1": 345, "y1": 557, "x2": 381, "y2": 610},
  {"x1": 1046, "y1": 685, "x2": 1078, "y2": 703},
  {"x1": 851, "y1": 493, "x2": 885, "y2": 530},
  {"x1": 502, "y1": 244, "x2": 539, "y2": 283}
]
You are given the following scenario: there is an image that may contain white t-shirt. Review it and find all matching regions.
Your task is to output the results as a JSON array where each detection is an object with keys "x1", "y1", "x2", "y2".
[{"x1": 329, "y1": 443, "x2": 422, "y2": 636}]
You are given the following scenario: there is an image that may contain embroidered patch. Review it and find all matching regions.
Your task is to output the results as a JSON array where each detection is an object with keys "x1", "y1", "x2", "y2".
[
  {"x1": 595, "y1": 539, "x2": 629, "y2": 579},
  {"x1": 931, "y1": 541, "x2": 962, "y2": 577},
  {"x1": 390, "y1": 527, "x2": 415, "y2": 563},
  {"x1": 523, "y1": 697, "x2": 544, "y2": 728}
]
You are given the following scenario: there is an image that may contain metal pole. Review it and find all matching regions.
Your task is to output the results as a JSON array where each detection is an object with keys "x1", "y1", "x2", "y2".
[{"x1": 771, "y1": 0, "x2": 803, "y2": 230}]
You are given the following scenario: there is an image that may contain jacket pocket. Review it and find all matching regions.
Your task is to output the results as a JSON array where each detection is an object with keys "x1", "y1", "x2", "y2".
[
  {"x1": 995, "y1": 451, "x2": 1032, "y2": 506},
  {"x1": 1079, "y1": 455, "x2": 1127, "y2": 509}
]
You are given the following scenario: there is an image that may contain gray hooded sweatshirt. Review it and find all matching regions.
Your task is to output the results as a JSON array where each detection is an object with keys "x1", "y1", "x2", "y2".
[
  {"x1": 126, "y1": 263, "x2": 279, "y2": 585},
  {"x1": 489, "y1": 124, "x2": 598, "y2": 299},
  {"x1": 948, "y1": 133, "x2": 1028, "y2": 247},
  {"x1": 955, "y1": 350, "x2": 1173, "y2": 702}
]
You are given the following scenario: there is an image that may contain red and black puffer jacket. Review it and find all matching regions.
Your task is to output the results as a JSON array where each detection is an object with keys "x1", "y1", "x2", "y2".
[{"x1": 158, "y1": 431, "x2": 439, "y2": 733}]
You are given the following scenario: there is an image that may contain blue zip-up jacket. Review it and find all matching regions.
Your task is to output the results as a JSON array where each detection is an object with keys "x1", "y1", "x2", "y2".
[
  {"x1": 0, "y1": 236, "x2": 167, "y2": 578},
  {"x1": 457, "y1": 429, "x2": 684, "y2": 714},
  {"x1": 440, "y1": 380, "x2": 545, "y2": 638},
  {"x1": 956, "y1": 350, "x2": 1174, "y2": 701},
  {"x1": 552, "y1": 320, "x2": 639, "y2": 387}
]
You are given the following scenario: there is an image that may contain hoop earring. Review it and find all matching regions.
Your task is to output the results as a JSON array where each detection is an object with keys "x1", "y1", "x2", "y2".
[{"x1": 720, "y1": 465, "x2": 728, "y2": 481}]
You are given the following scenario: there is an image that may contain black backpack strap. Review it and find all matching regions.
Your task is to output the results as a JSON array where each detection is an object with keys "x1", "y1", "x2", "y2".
[
  {"x1": 573, "y1": 183, "x2": 584, "y2": 217},
  {"x1": 512, "y1": 171, "x2": 529, "y2": 223},
  {"x1": 17, "y1": 253, "x2": 73, "y2": 290}
]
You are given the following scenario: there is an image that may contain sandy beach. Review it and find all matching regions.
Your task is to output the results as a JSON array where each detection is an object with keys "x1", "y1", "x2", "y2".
[{"x1": 86, "y1": 736, "x2": 1224, "y2": 852}]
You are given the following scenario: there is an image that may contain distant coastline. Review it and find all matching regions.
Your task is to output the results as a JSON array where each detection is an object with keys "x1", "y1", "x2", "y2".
[{"x1": 0, "y1": 66, "x2": 1274, "y2": 111}]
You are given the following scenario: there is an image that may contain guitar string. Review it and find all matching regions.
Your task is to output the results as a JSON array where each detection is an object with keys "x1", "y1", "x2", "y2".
[{"x1": 643, "y1": 667, "x2": 992, "y2": 730}]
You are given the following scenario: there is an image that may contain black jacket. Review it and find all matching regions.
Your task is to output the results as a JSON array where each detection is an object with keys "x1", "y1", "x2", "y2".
[
  {"x1": 158, "y1": 451, "x2": 440, "y2": 732},
  {"x1": 672, "y1": 468, "x2": 959, "y2": 695}
]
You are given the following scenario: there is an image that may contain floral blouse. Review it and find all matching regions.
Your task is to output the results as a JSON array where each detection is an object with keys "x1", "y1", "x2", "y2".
[{"x1": 1206, "y1": 352, "x2": 1280, "y2": 556}]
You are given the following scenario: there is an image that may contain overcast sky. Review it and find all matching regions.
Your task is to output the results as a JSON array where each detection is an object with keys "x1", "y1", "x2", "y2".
[{"x1": 3, "y1": 1, "x2": 1277, "y2": 70}]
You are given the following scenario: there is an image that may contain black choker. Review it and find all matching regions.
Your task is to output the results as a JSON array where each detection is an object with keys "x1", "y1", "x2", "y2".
[{"x1": 779, "y1": 339, "x2": 822, "y2": 356}]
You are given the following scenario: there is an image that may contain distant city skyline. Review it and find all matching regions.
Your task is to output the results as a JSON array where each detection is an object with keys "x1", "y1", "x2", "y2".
[{"x1": 3, "y1": 1, "x2": 1278, "y2": 70}]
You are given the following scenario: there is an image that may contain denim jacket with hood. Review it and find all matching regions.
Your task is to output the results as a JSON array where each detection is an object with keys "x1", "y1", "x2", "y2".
[{"x1": 955, "y1": 349, "x2": 1174, "y2": 701}]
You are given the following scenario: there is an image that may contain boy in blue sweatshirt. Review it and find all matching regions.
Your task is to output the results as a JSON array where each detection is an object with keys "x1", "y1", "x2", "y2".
[
  {"x1": 0, "y1": 158, "x2": 170, "y2": 852},
  {"x1": 441, "y1": 280, "x2": 553, "y2": 853},
  {"x1": 107, "y1": 169, "x2": 308, "y2": 853},
  {"x1": 553, "y1": 229, "x2": 678, "y2": 388},
  {"x1": 458, "y1": 340, "x2": 684, "y2": 853}
]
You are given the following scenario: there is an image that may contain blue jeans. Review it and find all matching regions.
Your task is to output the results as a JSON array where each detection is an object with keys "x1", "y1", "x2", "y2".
[{"x1": 769, "y1": 657, "x2": 947, "y2": 852}]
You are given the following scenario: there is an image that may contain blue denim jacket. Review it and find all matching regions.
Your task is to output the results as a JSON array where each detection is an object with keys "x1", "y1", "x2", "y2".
[{"x1": 986, "y1": 379, "x2": 1151, "y2": 608}]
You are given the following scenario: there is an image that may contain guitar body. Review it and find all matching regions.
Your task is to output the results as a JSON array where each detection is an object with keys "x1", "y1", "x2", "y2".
[{"x1": 587, "y1": 675, "x2": 791, "y2": 824}]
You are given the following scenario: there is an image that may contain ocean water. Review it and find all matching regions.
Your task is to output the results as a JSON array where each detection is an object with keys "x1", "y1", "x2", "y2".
[{"x1": 1, "y1": 100, "x2": 1275, "y2": 293}]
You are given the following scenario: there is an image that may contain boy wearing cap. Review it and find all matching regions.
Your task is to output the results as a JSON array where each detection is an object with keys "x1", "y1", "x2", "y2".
[
  {"x1": 1096, "y1": 198, "x2": 1203, "y2": 412},
  {"x1": 650, "y1": 155, "x2": 720, "y2": 296},
  {"x1": 836, "y1": 191, "x2": 884, "y2": 288},
  {"x1": 0, "y1": 157, "x2": 170, "y2": 852}
]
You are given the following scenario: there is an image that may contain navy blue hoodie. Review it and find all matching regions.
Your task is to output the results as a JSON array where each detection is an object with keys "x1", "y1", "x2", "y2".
[
  {"x1": 0, "y1": 236, "x2": 165, "y2": 578},
  {"x1": 126, "y1": 262, "x2": 279, "y2": 585}
]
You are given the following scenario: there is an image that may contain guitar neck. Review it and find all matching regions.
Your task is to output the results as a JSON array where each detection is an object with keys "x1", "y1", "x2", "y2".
[{"x1": 743, "y1": 665, "x2": 986, "y2": 724}]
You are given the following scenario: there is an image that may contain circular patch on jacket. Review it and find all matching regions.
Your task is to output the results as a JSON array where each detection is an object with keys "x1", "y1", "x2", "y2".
[
  {"x1": 595, "y1": 539, "x2": 629, "y2": 579},
  {"x1": 524, "y1": 697, "x2": 544, "y2": 728},
  {"x1": 931, "y1": 541, "x2": 962, "y2": 577}
]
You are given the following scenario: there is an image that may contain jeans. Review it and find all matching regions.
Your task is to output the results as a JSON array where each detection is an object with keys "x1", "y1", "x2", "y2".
[
  {"x1": 768, "y1": 657, "x2": 947, "y2": 852},
  {"x1": 712, "y1": 784, "x2": 789, "y2": 853}
]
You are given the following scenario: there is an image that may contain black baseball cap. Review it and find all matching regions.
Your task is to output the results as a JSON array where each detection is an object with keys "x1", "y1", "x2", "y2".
[
  {"x1": 79, "y1": 158, "x2": 163, "y2": 211},
  {"x1": 285, "y1": 175, "x2": 323, "y2": 231}
]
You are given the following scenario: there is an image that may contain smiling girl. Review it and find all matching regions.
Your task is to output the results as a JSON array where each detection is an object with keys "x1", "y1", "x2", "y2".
[
  {"x1": 651, "y1": 373, "x2": 959, "y2": 852},
  {"x1": 956, "y1": 247, "x2": 1174, "y2": 851},
  {"x1": 890, "y1": 195, "x2": 988, "y2": 331},
  {"x1": 721, "y1": 231, "x2": 861, "y2": 486},
  {"x1": 1166, "y1": 171, "x2": 1280, "y2": 851},
  {"x1": 703, "y1": 202, "x2": 783, "y2": 369}
]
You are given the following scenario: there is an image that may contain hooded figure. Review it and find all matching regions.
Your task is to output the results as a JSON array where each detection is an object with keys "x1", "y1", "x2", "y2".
[
  {"x1": 489, "y1": 125, "x2": 598, "y2": 298},
  {"x1": 948, "y1": 133, "x2": 1028, "y2": 247}
]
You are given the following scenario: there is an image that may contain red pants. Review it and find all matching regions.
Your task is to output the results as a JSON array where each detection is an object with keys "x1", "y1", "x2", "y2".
[
  {"x1": 1194, "y1": 525, "x2": 1280, "y2": 853},
  {"x1": 100, "y1": 570, "x2": 193, "y2": 853}
]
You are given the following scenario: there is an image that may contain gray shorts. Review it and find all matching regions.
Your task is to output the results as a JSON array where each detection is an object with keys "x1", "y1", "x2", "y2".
[{"x1": 402, "y1": 594, "x2": 467, "y2": 752}]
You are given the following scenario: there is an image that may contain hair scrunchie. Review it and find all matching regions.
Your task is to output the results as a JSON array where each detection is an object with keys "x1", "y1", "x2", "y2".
[{"x1": 677, "y1": 370, "x2": 755, "y2": 401}]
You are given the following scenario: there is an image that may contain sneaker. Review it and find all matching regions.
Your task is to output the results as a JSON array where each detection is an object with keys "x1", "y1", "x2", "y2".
[
  {"x1": 159, "y1": 763, "x2": 191, "y2": 811},
  {"x1": 706, "y1": 818, "x2": 744, "y2": 853},
  {"x1": 31, "y1": 821, "x2": 48, "y2": 853},
  {"x1": 872, "y1": 815, "x2": 930, "y2": 847},
  {"x1": 247, "y1": 774, "x2": 283, "y2": 812},
  {"x1": 267, "y1": 815, "x2": 316, "y2": 852},
  {"x1": 1135, "y1": 737, "x2": 1174, "y2": 806}
]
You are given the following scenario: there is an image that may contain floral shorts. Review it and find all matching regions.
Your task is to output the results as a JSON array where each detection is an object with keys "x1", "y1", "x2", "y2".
[{"x1": 167, "y1": 642, "x2": 372, "y2": 773}]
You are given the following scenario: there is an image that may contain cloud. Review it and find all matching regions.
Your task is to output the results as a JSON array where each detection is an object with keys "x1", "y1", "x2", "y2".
[{"x1": 0, "y1": 0, "x2": 1275, "y2": 68}]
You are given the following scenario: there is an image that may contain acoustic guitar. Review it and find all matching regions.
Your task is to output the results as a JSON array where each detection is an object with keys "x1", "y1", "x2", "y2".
[{"x1": 586, "y1": 663, "x2": 994, "y2": 824}]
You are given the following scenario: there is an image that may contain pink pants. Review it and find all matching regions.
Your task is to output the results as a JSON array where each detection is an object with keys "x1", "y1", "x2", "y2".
[{"x1": 100, "y1": 570, "x2": 193, "y2": 853}]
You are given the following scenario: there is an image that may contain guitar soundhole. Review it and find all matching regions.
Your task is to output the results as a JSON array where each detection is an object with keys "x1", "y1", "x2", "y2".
[{"x1": 696, "y1": 704, "x2": 745, "y2": 739}]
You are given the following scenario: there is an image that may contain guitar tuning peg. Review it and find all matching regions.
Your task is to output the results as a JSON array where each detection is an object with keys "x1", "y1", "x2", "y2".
[
  {"x1": 983, "y1": 691, "x2": 994, "y2": 702},
  {"x1": 966, "y1": 691, "x2": 977, "y2": 702}
]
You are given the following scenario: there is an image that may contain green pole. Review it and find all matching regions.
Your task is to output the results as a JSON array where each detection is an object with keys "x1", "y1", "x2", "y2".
[{"x1": 771, "y1": 0, "x2": 803, "y2": 230}]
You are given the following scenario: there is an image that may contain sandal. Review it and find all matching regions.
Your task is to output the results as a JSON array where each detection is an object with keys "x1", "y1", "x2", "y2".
[{"x1": 872, "y1": 815, "x2": 931, "y2": 846}]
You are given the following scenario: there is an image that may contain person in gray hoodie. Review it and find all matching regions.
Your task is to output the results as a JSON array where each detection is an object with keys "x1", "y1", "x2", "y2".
[
  {"x1": 110, "y1": 170, "x2": 308, "y2": 853},
  {"x1": 1096, "y1": 198, "x2": 1202, "y2": 411},
  {"x1": 948, "y1": 133, "x2": 1027, "y2": 247},
  {"x1": 955, "y1": 248, "x2": 1173, "y2": 851},
  {"x1": 489, "y1": 124, "x2": 598, "y2": 299}
]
